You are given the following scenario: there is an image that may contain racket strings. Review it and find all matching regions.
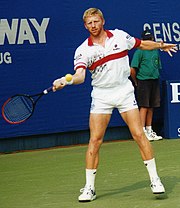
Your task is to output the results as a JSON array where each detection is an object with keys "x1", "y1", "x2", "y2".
[{"x1": 3, "y1": 96, "x2": 34, "y2": 123}]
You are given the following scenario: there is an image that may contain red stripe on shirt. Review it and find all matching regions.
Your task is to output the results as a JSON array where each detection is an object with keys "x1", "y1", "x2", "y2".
[
  {"x1": 88, "y1": 50, "x2": 128, "y2": 71},
  {"x1": 74, "y1": 65, "x2": 86, "y2": 70},
  {"x1": 133, "y1": 38, "x2": 141, "y2": 48}
]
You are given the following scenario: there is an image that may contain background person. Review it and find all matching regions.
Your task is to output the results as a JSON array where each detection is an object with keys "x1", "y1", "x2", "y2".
[{"x1": 130, "y1": 29, "x2": 163, "y2": 141}]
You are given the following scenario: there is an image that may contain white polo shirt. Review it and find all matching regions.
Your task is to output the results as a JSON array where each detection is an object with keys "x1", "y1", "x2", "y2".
[{"x1": 74, "y1": 29, "x2": 141, "y2": 88}]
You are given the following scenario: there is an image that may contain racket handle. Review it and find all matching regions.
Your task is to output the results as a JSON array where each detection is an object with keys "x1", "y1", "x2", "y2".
[{"x1": 43, "y1": 87, "x2": 53, "y2": 94}]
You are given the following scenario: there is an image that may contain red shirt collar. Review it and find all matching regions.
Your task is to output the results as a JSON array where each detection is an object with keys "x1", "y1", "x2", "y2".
[{"x1": 88, "y1": 30, "x2": 113, "y2": 46}]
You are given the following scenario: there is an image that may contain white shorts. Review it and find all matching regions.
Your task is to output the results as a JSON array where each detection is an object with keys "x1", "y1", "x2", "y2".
[{"x1": 90, "y1": 81, "x2": 138, "y2": 114}]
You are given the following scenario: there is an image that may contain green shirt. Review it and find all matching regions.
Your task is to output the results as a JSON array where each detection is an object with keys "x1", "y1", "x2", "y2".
[{"x1": 131, "y1": 49, "x2": 162, "y2": 80}]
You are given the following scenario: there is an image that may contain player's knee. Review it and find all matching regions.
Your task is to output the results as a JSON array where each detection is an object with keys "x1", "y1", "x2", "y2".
[
  {"x1": 90, "y1": 137, "x2": 103, "y2": 149},
  {"x1": 132, "y1": 130, "x2": 144, "y2": 142}
]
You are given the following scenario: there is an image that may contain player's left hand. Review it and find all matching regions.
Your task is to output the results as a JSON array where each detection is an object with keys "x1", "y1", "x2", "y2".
[{"x1": 160, "y1": 42, "x2": 178, "y2": 57}]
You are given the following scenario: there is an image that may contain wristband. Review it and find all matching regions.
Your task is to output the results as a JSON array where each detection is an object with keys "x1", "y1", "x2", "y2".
[{"x1": 66, "y1": 79, "x2": 73, "y2": 85}]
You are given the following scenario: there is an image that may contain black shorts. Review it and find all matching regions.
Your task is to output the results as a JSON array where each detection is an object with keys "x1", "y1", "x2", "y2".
[{"x1": 136, "y1": 79, "x2": 160, "y2": 108}]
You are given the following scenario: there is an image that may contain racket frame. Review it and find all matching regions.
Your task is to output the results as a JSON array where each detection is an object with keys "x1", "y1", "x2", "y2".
[{"x1": 2, "y1": 87, "x2": 52, "y2": 124}]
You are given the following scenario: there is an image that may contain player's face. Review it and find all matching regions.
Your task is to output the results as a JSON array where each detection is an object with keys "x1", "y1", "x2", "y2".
[{"x1": 84, "y1": 14, "x2": 105, "y2": 37}]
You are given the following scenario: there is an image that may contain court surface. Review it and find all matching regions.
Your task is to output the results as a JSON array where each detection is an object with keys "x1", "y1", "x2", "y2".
[{"x1": 0, "y1": 139, "x2": 180, "y2": 208}]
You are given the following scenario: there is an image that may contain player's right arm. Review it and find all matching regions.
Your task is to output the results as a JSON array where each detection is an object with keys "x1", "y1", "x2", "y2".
[
  {"x1": 52, "y1": 67, "x2": 86, "y2": 91},
  {"x1": 72, "y1": 67, "x2": 86, "y2": 84}
]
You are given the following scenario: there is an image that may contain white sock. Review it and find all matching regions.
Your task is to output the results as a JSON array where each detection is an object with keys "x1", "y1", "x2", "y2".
[
  {"x1": 146, "y1": 126, "x2": 152, "y2": 133},
  {"x1": 143, "y1": 127, "x2": 146, "y2": 132},
  {"x1": 86, "y1": 169, "x2": 97, "y2": 190},
  {"x1": 144, "y1": 158, "x2": 159, "y2": 182}
]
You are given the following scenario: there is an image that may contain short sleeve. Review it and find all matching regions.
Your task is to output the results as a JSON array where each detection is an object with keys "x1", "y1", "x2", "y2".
[
  {"x1": 124, "y1": 31, "x2": 141, "y2": 50},
  {"x1": 74, "y1": 45, "x2": 88, "y2": 70}
]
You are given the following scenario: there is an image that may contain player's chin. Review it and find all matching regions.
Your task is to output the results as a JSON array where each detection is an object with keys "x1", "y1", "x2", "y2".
[{"x1": 90, "y1": 30, "x2": 100, "y2": 36}]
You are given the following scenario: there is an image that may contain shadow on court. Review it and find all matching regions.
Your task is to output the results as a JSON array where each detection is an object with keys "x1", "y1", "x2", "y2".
[{"x1": 97, "y1": 176, "x2": 180, "y2": 200}]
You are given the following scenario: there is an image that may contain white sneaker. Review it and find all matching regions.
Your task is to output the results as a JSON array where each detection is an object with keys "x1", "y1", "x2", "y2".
[
  {"x1": 78, "y1": 186, "x2": 96, "y2": 202},
  {"x1": 146, "y1": 130, "x2": 163, "y2": 141},
  {"x1": 150, "y1": 177, "x2": 165, "y2": 194}
]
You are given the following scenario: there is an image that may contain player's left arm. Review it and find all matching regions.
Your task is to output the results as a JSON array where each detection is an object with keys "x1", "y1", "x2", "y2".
[{"x1": 138, "y1": 40, "x2": 177, "y2": 57}]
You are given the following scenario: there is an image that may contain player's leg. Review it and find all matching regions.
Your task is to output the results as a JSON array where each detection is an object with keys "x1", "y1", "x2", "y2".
[
  {"x1": 87, "y1": 113, "x2": 111, "y2": 169},
  {"x1": 121, "y1": 108, "x2": 165, "y2": 194},
  {"x1": 78, "y1": 113, "x2": 111, "y2": 202},
  {"x1": 139, "y1": 107, "x2": 148, "y2": 127},
  {"x1": 121, "y1": 108, "x2": 153, "y2": 160}
]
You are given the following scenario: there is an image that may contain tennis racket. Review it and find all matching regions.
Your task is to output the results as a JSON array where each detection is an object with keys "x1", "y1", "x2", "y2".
[{"x1": 2, "y1": 87, "x2": 53, "y2": 124}]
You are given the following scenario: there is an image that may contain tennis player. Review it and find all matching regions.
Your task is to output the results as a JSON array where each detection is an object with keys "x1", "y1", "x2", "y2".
[{"x1": 53, "y1": 8, "x2": 177, "y2": 202}]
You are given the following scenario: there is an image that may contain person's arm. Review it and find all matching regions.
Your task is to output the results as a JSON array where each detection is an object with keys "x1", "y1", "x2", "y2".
[
  {"x1": 52, "y1": 67, "x2": 86, "y2": 91},
  {"x1": 138, "y1": 40, "x2": 177, "y2": 57}
]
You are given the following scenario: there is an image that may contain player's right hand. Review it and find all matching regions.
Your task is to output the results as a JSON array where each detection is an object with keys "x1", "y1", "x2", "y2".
[{"x1": 52, "y1": 77, "x2": 66, "y2": 91}]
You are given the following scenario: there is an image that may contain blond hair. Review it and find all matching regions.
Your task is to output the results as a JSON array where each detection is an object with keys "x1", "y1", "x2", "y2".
[{"x1": 83, "y1": 8, "x2": 104, "y2": 22}]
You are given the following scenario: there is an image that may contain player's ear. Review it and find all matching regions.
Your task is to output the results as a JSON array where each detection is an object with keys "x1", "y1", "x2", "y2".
[
  {"x1": 84, "y1": 23, "x2": 88, "y2": 30},
  {"x1": 103, "y1": 19, "x2": 105, "y2": 26}
]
